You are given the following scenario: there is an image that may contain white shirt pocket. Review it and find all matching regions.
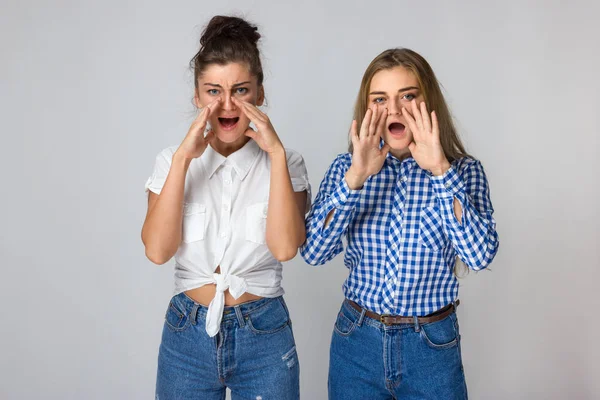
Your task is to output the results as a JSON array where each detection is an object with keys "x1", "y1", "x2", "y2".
[
  {"x1": 182, "y1": 203, "x2": 206, "y2": 243},
  {"x1": 246, "y1": 202, "x2": 268, "y2": 245}
]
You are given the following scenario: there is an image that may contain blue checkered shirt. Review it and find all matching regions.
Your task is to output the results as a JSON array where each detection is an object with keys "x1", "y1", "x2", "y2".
[{"x1": 300, "y1": 153, "x2": 499, "y2": 316}]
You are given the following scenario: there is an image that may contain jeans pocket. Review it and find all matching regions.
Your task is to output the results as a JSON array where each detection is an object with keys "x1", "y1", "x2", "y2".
[
  {"x1": 247, "y1": 298, "x2": 290, "y2": 334},
  {"x1": 419, "y1": 313, "x2": 459, "y2": 349},
  {"x1": 164, "y1": 298, "x2": 191, "y2": 332},
  {"x1": 333, "y1": 305, "x2": 358, "y2": 337},
  {"x1": 418, "y1": 205, "x2": 446, "y2": 252}
]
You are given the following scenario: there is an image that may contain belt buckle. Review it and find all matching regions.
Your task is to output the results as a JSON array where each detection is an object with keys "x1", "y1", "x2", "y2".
[{"x1": 380, "y1": 314, "x2": 393, "y2": 325}]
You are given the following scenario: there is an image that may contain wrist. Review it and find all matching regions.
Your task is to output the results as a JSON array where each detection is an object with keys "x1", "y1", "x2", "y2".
[
  {"x1": 430, "y1": 160, "x2": 451, "y2": 176},
  {"x1": 345, "y1": 167, "x2": 367, "y2": 190},
  {"x1": 268, "y1": 145, "x2": 286, "y2": 159},
  {"x1": 172, "y1": 151, "x2": 193, "y2": 168}
]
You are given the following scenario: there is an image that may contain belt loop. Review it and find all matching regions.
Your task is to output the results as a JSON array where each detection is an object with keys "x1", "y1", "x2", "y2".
[
  {"x1": 357, "y1": 308, "x2": 366, "y2": 327},
  {"x1": 190, "y1": 304, "x2": 199, "y2": 326},
  {"x1": 234, "y1": 306, "x2": 245, "y2": 328},
  {"x1": 413, "y1": 316, "x2": 421, "y2": 332}
]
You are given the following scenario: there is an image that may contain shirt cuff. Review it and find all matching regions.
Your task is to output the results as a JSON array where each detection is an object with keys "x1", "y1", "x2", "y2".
[
  {"x1": 330, "y1": 178, "x2": 362, "y2": 211},
  {"x1": 429, "y1": 166, "x2": 465, "y2": 199}
]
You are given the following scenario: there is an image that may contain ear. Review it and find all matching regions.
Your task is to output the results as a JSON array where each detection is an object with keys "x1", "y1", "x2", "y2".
[{"x1": 256, "y1": 85, "x2": 265, "y2": 107}]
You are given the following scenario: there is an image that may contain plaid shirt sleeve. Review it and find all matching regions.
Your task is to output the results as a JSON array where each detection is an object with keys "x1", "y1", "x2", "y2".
[
  {"x1": 300, "y1": 154, "x2": 361, "y2": 265},
  {"x1": 428, "y1": 159, "x2": 499, "y2": 270}
]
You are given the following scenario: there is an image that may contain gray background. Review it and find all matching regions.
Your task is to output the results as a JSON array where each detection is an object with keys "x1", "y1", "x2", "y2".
[{"x1": 1, "y1": 1, "x2": 599, "y2": 399}]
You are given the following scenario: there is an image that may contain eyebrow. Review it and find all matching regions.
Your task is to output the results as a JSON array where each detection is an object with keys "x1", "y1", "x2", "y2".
[
  {"x1": 369, "y1": 86, "x2": 420, "y2": 95},
  {"x1": 203, "y1": 81, "x2": 251, "y2": 88}
]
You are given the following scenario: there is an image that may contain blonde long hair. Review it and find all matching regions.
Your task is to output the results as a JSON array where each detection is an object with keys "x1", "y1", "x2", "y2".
[
  {"x1": 350, "y1": 48, "x2": 469, "y2": 163},
  {"x1": 351, "y1": 48, "x2": 471, "y2": 277}
]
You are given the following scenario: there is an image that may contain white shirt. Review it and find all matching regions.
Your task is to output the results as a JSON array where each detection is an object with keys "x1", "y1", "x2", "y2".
[{"x1": 145, "y1": 139, "x2": 311, "y2": 336}]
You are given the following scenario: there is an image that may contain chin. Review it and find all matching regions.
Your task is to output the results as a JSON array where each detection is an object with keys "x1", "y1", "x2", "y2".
[
  {"x1": 214, "y1": 129, "x2": 246, "y2": 144},
  {"x1": 384, "y1": 136, "x2": 411, "y2": 151}
]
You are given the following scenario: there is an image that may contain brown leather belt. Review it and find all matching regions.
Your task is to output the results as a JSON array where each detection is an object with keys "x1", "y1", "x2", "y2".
[{"x1": 347, "y1": 299, "x2": 460, "y2": 326}]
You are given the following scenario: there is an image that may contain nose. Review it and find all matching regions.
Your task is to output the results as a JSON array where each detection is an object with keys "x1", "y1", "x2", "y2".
[
  {"x1": 222, "y1": 94, "x2": 236, "y2": 111},
  {"x1": 387, "y1": 98, "x2": 401, "y2": 116}
]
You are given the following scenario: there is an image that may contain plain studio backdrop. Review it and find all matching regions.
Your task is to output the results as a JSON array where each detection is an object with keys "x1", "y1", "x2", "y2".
[{"x1": 1, "y1": 1, "x2": 598, "y2": 399}]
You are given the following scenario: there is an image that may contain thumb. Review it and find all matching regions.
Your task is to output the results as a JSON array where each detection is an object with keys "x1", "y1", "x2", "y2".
[
  {"x1": 381, "y1": 143, "x2": 391, "y2": 155},
  {"x1": 244, "y1": 128, "x2": 257, "y2": 140},
  {"x1": 204, "y1": 130, "x2": 215, "y2": 143},
  {"x1": 408, "y1": 142, "x2": 416, "y2": 154}
]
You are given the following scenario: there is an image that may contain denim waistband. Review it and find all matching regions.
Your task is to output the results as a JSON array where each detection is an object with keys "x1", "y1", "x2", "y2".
[
  {"x1": 341, "y1": 299, "x2": 456, "y2": 331},
  {"x1": 172, "y1": 291, "x2": 284, "y2": 326}
]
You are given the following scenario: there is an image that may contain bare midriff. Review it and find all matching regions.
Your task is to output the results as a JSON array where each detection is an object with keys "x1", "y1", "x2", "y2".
[{"x1": 184, "y1": 266, "x2": 262, "y2": 306}]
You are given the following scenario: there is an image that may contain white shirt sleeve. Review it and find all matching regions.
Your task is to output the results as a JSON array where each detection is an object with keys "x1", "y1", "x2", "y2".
[
  {"x1": 144, "y1": 147, "x2": 176, "y2": 195},
  {"x1": 285, "y1": 148, "x2": 312, "y2": 212}
]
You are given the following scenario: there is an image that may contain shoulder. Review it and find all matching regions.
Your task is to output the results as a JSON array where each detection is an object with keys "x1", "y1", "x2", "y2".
[
  {"x1": 452, "y1": 156, "x2": 482, "y2": 172},
  {"x1": 155, "y1": 146, "x2": 178, "y2": 164},
  {"x1": 284, "y1": 147, "x2": 305, "y2": 165},
  {"x1": 452, "y1": 156, "x2": 489, "y2": 181},
  {"x1": 331, "y1": 152, "x2": 352, "y2": 169}
]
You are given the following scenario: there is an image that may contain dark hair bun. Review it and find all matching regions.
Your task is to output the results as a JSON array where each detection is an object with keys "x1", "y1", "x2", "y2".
[
  {"x1": 200, "y1": 16, "x2": 260, "y2": 49},
  {"x1": 191, "y1": 15, "x2": 264, "y2": 88}
]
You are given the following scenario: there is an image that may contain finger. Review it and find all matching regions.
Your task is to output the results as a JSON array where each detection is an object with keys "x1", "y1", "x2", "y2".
[
  {"x1": 192, "y1": 99, "x2": 220, "y2": 134},
  {"x1": 402, "y1": 107, "x2": 419, "y2": 140},
  {"x1": 241, "y1": 98, "x2": 268, "y2": 120},
  {"x1": 411, "y1": 100, "x2": 424, "y2": 132},
  {"x1": 233, "y1": 99, "x2": 260, "y2": 126},
  {"x1": 359, "y1": 109, "x2": 373, "y2": 138},
  {"x1": 375, "y1": 107, "x2": 388, "y2": 139},
  {"x1": 233, "y1": 98, "x2": 264, "y2": 123},
  {"x1": 431, "y1": 110, "x2": 439, "y2": 139},
  {"x1": 368, "y1": 105, "x2": 379, "y2": 137},
  {"x1": 197, "y1": 98, "x2": 221, "y2": 121},
  {"x1": 350, "y1": 119, "x2": 358, "y2": 141},
  {"x1": 420, "y1": 102, "x2": 432, "y2": 134}
]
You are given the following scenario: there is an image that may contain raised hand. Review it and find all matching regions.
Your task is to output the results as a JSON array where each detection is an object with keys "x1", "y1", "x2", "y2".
[
  {"x1": 403, "y1": 100, "x2": 450, "y2": 176},
  {"x1": 232, "y1": 98, "x2": 284, "y2": 155},
  {"x1": 175, "y1": 98, "x2": 220, "y2": 160},
  {"x1": 346, "y1": 105, "x2": 391, "y2": 189}
]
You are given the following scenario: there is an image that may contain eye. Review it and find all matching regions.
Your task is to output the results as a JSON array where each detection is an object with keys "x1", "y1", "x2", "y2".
[
  {"x1": 373, "y1": 97, "x2": 386, "y2": 104},
  {"x1": 235, "y1": 87, "x2": 249, "y2": 95},
  {"x1": 207, "y1": 89, "x2": 219, "y2": 95},
  {"x1": 402, "y1": 93, "x2": 416, "y2": 101}
]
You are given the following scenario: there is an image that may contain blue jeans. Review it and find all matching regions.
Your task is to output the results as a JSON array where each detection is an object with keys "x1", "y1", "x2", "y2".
[
  {"x1": 329, "y1": 300, "x2": 468, "y2": 400},
  {"x1": 156, "y1": 293, "x2": 299, "y2": 400}
]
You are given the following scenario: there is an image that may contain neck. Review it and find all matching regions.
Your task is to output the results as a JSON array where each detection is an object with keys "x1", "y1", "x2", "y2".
[
  {"x1": 390, "y1": 148, "x2": 411, "y2": 162},
  {"x1": 211, "y1": 135, "x2": 251, "y2": 157}
]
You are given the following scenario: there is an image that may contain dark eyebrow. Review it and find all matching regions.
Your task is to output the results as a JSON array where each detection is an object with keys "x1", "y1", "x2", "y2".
[
  {"x1": 369, "y1": 86, "x2": 420, "y2": 96},
  {"x1": 203, "y1": 81, "x2": 251, "y2": 88}
]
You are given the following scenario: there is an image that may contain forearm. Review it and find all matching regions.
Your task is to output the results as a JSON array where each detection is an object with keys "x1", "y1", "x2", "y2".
[
  {"x1": 301, "y1": 178, "x2": 359, "y2": 266},
  {"x1": 142, "y1": 152, "x2": 191, "y2": 264},
  {"x1": 431, "y1": 164, "x2": 498, "y2": 269},
  {"x1": 265, "y1": 149, "x2": 306, "y2": 261}
]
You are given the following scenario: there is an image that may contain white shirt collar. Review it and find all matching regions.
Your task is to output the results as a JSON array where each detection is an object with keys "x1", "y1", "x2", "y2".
[{"x1": 202, "y1": 139, "x2": 260, "y2": 181}]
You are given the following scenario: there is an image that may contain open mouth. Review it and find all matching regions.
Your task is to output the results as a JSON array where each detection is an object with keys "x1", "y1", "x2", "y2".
[
  {"x1": 218, "y1": 117, "x2": 239, "y2": 131},
  {"x1": 388, "y1": 122, "x2": 406, "y2": 136}
]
